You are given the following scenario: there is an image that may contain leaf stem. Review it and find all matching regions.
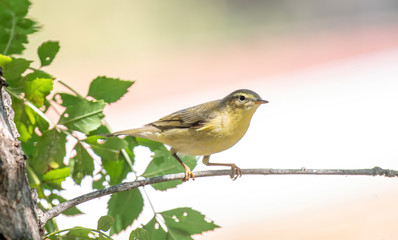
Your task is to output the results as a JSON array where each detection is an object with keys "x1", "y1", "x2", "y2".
[
  {"x1": 26, "y1": 100, "x2": 55, "y2": 126},
  {"x1": 58, "y1": 80, "x2": 84, "y2": 98},
  {"x1": 142, "y1": 187, "x2": 157, "y2": 214},
  {"x1": 26, "y1": 165, "x2": 41, "y2": 187},
  {"x1": 3, "y1": 12, "x2": 16, "y2": 55},
  {"x1": 5, "y1": 88, "x2": 55, "y2": 127},
  {"x1": 48, "y1": 100, "x2": 62, "y2": 116}
]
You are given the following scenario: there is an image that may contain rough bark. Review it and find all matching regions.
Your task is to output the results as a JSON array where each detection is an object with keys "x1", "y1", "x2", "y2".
[{"x1": 0, "y1": 87, "x2": 41, "y2": 239}]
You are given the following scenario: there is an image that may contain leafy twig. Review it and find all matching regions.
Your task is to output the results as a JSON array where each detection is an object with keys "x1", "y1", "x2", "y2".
[
  {"x1": 45, "y1": 226, "x2": 112, "y2": 239},
  {"x1": 39, "y1": 166, "x2": 398, "y2": 227}
]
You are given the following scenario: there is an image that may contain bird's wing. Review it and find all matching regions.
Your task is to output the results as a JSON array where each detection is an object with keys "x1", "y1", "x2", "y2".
[{"x1": 149, "y1": 100, "x2": 220, "y2": 130}]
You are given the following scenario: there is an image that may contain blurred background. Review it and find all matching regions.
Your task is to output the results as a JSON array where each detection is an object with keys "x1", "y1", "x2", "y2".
[{"x1": 26, "y1": 0, "x2": 398, "y2": 239}]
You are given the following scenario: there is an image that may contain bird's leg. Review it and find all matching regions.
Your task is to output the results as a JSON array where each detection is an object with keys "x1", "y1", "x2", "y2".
[
  {"x1": 170, "y1": 148, "x2": 194, "y2": 181},
  {"x1": 202, "y1": 155, "x2": 242, "y2": 180}
]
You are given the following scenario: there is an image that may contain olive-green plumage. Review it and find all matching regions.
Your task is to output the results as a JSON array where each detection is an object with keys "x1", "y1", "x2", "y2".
[{"x1": 110, "y1": 89, "x2": 268, "y2": 181}]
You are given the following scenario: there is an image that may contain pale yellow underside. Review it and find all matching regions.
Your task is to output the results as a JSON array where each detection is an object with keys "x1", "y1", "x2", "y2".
[{"x1": 130, "y1": 104, "x2": 260, "y2": 156}]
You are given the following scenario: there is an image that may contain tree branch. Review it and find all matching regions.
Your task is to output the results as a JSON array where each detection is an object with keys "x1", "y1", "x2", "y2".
[
  {"x1": 39, "y1": 166, "x2": 398, "y2": 227},
  {"x1": 0, "y1": 84, "x2": 42, "y2": 239}
]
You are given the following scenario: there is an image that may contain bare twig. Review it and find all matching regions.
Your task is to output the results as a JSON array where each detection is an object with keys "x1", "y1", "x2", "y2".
[{"x1": 39, "y1": 166, "x2": 398, "y2": 227}]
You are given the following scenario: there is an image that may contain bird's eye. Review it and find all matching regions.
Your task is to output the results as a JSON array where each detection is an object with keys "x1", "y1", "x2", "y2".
[{"x1": 238, "y1": 95, "x2": 246, "y2": 101}]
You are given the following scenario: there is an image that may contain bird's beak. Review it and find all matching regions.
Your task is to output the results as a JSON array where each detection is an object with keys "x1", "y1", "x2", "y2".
[{"x1": 255, "y1": 99, "x2": 269, "y2": 104}]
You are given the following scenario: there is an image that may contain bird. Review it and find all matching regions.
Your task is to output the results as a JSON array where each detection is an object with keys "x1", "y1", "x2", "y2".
[{"x1": 107, "y1": 89, "x2": 268, "y2": 181}]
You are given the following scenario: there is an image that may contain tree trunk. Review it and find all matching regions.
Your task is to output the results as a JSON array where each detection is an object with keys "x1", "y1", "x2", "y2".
[{"x1": 0, "y1": 88, "x2": 41, "y2": 239}]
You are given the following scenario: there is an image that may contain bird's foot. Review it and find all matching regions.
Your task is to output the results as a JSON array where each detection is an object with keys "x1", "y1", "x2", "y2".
[
  {"x1": 183, "y1": 167, "x2": 195, "y2": 182},
  {"x1": 230, "y1": 164, "x2": 242, "y2": 180}
]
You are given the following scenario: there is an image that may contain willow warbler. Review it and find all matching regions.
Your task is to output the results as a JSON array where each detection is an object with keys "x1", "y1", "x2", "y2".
[{"x1": 109, "y1": 89, "x2": 268, "y2": 181}]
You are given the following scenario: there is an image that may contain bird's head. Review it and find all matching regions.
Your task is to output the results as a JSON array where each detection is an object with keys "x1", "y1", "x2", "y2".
[{"x1": 222, "y1": 89, "x2": 268, "y2": 113}]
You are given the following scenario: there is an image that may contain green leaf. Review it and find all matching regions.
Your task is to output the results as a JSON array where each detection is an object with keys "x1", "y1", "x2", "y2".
[
  {"x1": 30, "y1": 129, "x2": 66, "y2": 173},
  {"x1": 2, "y1": 58, "x2": 30, "y2": 79},
  {"x1": 0, "y1": 0, "x2": 29, "y2": 16},
  {"x1": 25, "y1": 77, "x2": 53, "y2": 107},
  {"x1": 168, "y1": 228, "x2": 193, "y2": 240},
  {"x1": 0, "y1": 0, "x2": 39, "y2": 55},
  {"x1": 87, "y1": 76, "x2": 134, "y2": 103},
  {"x1": 36, "y1": 109, "x2": 50, "y2": 132},
  {"x1": 58, "y1": 100, "x2": 106, "y2": 134},
  {"x1": 161, "y1": 208, "x2": 219, "y2": 236},
  {"x1": 2, "y1": 57, "x2": 31, "y2": 87},
  {"x1": 12, "y1": 96, "x2": 36, "y2": 142},
  {"x1": 64, "y1": 227, "x2": 95, "y2": 239},
  {"x1": 44, "y1": 219, "x2": 58, "y2": 237},
  {"x1": 25, "y1": 68, "x2": 54, "y2": 81},
  {"x1": 43, "y1": 168, "x2": 70, "y2": 182},
  {"x1": 88, "y1": 124, "x2": 111, "y2": 136},
  {"x1": 55, "y1": 92, "x2": 83, "y2": 107},
  {"x1": 62, "y1": 206, "x2": 84, "y2": 217},
  {"x1": 125, "y1": 136, "x2": 138, "y2": 148},
  {"x1": 69, "y1": 143, "x2": 94, "y2": 184},
  {"x1": 106, "y1": 158, "x2": 131, "y2": 186},
  {"x1": 140, "y1": 139, "x2": 197, "y2": 190},
  {"x1": 129, "y1": 228, "x2": 148, "y2": 240},
  {"x1": 143, "y1": 217, "x2": 167, "y2": 240},
  {"x1": 42, "y1": 167, "x2": 69, "y2": 187},
  {"x1": 0, "y1": 54, "x2": 11, "y2": 67},
  {"x1": 97, "y1": 215, "x2": 114, "y2": 232},
  {"x1": 108, "y1": 188, "x2": 144, "y2": 235},
  {"x1": 86, "y1": 136, "x2": 128, "y2": 161},
  {"x1": 123, "y1": 136, "x2": 138, "y2": 164},
  {"x1": 136, "y1": 138, "x2": 164, "y2": 151},
  {"x1": 21, "y1": 132, "x2": 39, "y2": 158},
  {"x1": 26, "y1": 163, "x2": 44, "y2": 198},
  {"x1": 38, "y1": 41, "x2": 60, "y2": 67}
]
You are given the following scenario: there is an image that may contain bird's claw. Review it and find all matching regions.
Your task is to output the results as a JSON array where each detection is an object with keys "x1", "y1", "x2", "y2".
[
  {"x1": 230, "y1": 164, "x2": 242, "y2": 180},
  {"x1": 183, "y1": 168, "x2": 195, "y2": 182}
]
